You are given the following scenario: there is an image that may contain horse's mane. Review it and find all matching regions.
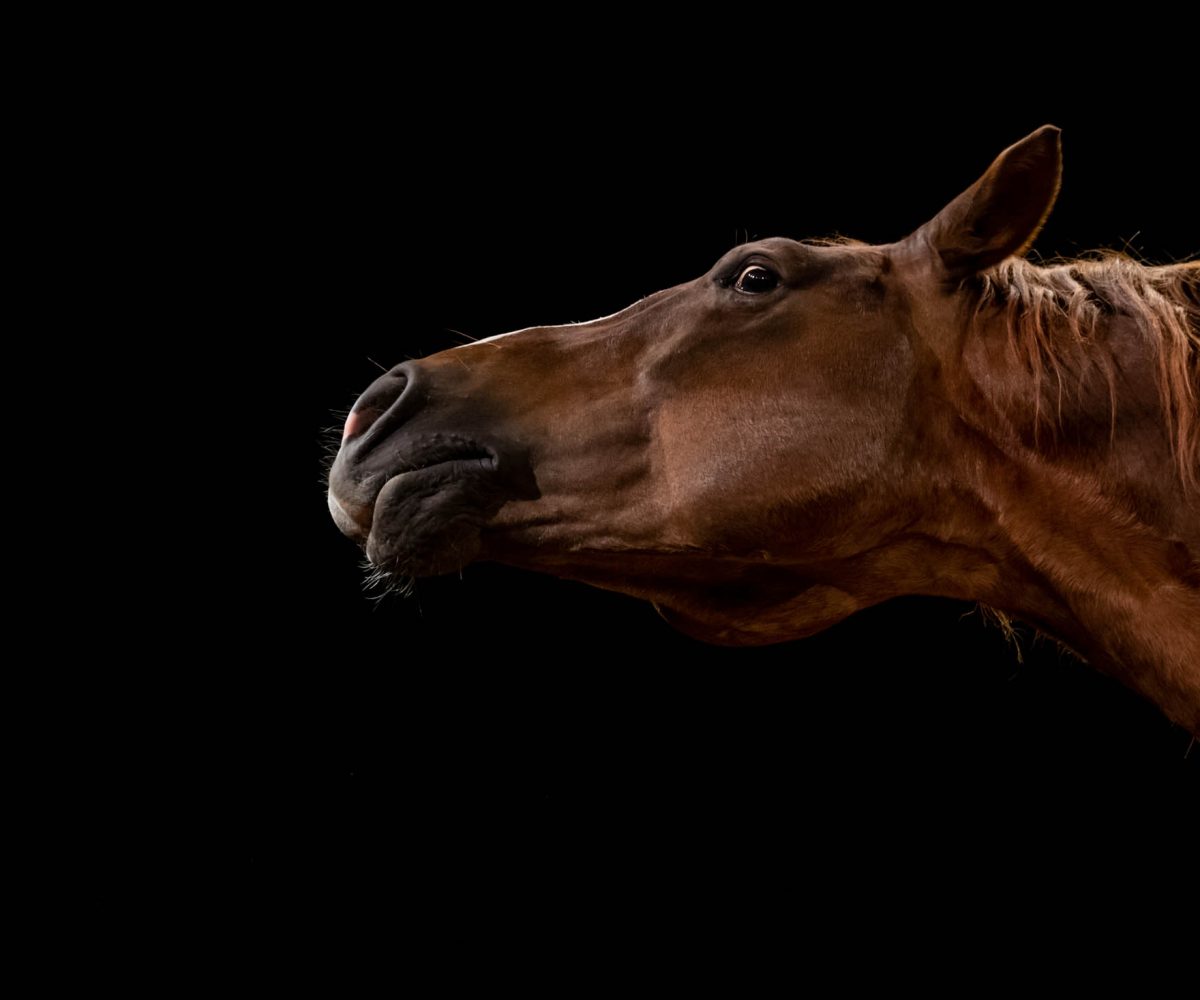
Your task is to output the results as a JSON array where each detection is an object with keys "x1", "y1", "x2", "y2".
[{"x1": 976, "y1": 255, "x2": 1200, "y2": 493}]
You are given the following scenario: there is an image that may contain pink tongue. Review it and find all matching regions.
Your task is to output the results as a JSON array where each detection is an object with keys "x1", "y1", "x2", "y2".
[{"x1": 343, "y1": 410, "x2": 365, "y2": 440}]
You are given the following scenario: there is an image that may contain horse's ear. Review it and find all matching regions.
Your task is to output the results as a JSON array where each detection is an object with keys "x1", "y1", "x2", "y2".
[{"x1": 908, "y1": 125, "x2": 1062, "y2": 279}]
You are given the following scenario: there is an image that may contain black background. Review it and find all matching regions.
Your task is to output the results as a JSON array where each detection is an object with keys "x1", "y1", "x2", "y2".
[{"x1": 245, "y1": 96, "x2": 1197, "y2": 874}]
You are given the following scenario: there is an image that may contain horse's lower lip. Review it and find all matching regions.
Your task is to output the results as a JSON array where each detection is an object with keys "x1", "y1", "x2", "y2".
[
  {"x1": 363, "y1": 457, "x2": 509, "y2": 576},
  {"x1": 329, "y1": 434, "x2": 537, "y2": 577},
  {"x1": 329, "y1": 445, "x2": 500, "y2": 545}
]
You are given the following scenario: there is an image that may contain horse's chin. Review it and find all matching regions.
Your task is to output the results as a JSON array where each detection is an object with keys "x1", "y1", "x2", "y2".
[{"x1": 366, "y1": 521, "x2": 484, "y2": 579}]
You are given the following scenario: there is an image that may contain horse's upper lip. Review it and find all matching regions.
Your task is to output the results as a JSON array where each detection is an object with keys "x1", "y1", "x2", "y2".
[{"x1": 328, "y1": 490, "x2": 370, "y2": 542}]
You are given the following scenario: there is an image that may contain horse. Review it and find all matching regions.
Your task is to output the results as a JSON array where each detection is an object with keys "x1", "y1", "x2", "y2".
[{"x1": 327, "y1": 126, "x2": 1200, "y2": 734}]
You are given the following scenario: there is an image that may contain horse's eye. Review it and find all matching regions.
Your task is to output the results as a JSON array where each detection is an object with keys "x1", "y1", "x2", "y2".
[{"x1": 734, "y1": 265, "x2": 780, "y2": 294}]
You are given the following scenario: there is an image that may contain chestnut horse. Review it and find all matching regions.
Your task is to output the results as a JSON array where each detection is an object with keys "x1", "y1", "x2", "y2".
[{"x1": 328, "y1": 127, "x2": 1200, "y2": 733}]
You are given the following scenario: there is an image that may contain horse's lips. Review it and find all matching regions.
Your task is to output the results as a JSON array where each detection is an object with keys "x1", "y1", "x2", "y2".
[
  {"x1": 328, "y1": 490, "x2": 368, "y2": 542},
  {"x1": 368, "y1": 462, "x2": 474, "y2": 531},
  {"x1": 364, "y1": 458, "x2": 511, "y2": 575}
]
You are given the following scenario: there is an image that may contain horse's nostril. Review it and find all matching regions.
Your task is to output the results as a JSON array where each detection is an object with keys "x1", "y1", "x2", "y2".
[
  {"x1": 343, "y1": 405, "x2": 390, "y2": 440},
  {"x1": 344, "y1": 367, "x2": 412, "y2": 441}
]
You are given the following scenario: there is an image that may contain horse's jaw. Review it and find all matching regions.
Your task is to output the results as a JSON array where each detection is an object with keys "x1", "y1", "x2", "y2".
[{"x1": 651, "y1": 585, "x2": 861, "y2": 646}]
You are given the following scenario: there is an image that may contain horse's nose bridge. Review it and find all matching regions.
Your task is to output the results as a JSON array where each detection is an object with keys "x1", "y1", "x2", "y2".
[{"x1": 343, "y1": 361, "x2": 424, "y2": 441}]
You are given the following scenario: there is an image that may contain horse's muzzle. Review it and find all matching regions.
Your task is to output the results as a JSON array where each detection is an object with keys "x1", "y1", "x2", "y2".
[{"x1": 327, "y1": 361, "x2": 538, "y2": 577}]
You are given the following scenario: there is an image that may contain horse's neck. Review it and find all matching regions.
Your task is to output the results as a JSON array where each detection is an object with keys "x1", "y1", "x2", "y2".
[
  {"x1": 966, "y1": 305, "x2": 1180, "y2": 509},
  {"x1": 969, "y1": 454, "x2": 1200, "y2": 728},
  {"x1": 953, "y1": 307, "x2": 1200, "y2": 731}
]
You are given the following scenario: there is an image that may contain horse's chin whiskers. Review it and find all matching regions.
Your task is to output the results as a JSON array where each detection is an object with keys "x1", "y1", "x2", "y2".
[{"x1": 360, "y1": 557, "x2": 415, "y2": 602}]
